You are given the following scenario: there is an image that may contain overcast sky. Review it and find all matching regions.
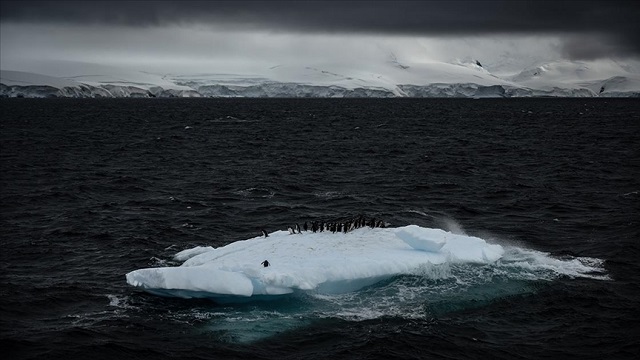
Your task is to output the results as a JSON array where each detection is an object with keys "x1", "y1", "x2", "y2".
[{"x1": 1, "y1": 0, "x2": 639, "y2": 75}]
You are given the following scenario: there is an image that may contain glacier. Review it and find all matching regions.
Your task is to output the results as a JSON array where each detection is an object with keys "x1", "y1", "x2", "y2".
[
  {"x1": 125, "y1": 225, "x2": 606, "y2": 303},
  {"x1": 2, "y1": 58, "x2": 639, "y2": 98},
  {"x1": 0, "y1": 70, "x2": 200, "y2": 98}
]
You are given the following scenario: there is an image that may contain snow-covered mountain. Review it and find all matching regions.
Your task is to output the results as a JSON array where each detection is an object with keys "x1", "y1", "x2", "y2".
[
  {"x1": 2, "y1": 59, "x2": 639, "y2": 98},
  {"x1": 507, "y1": 59, "x2": 640, "y2": 97}
]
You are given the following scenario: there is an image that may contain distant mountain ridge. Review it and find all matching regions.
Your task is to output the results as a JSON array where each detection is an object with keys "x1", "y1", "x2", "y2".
[{"x1": 2, "y1": 59, "x2": 639, "y2": 98}]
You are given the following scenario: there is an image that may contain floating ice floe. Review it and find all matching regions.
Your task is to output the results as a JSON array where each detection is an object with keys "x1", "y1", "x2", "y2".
[{"x1": 126, "y1": 225, "x2": 505, "y2": 301}]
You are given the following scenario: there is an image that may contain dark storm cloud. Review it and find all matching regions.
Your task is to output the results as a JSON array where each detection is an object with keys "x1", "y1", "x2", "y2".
[
  {"x1": 2, "y1": 1, "x2": 639, "y2": 58},
  {"x1": 1, "y1": 1, "x2": 637, "y2": 33}
]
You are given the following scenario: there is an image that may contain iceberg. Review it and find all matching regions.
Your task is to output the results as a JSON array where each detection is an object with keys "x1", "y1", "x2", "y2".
[
  {"x1": 124, "y1": 223, "x2": 608, "y2": 343},
  {"x1": 126, "y1": 225, "x2": 505, "y2": 302}
]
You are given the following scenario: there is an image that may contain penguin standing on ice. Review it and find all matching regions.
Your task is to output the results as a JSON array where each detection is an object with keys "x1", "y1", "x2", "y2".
[
  {"x1": 295, "y1": 224, "x2": 302, "y2": 234},
  {"x1": 261, "y1": 260, "x2": 270, "y2": 267},
  {"x1": 303, "y1": 222, "x2": 308, "y2": 232},
  {"x1": 261, "y1": 229, "x2": 269, "y2": 238},
  {"x1": 288, "y1": 226, "x2": 295, "y2": 235}
]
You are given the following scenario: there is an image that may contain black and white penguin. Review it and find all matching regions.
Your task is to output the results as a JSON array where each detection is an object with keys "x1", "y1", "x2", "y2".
[
  {"x1": 303, "y1": 222, "x2": 308, "y2": 232},
  {"x1": 261, "y1": 229, "x2": 269, "y2": 238},
  {"x1": 288, "y1": 226, "x2": 295, "y2": 235},
  {"x1": 295, "y1": 224, "x2": 302, "y2": 234},
  {"x1": 261, "y1": 260, "x2": 270, "y2": 267}
]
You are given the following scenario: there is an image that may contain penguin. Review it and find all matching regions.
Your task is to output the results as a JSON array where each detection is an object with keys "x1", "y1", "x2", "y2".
[
  {"x1": 261, "y1": 229, "x2": 269, "y2": 238},
  {"x1": 311, "y1": 222, "x2": 317, "y2": 233},
  {"x1": 303, "y1": 222, "x2": 308, "y2": 232},
  {"x1": 295, "y1": 223, "x2": 302, "y2": 234},
  {"x1": 288, "y1": 226, "x2": 295, "y2": 235},
  {"x1": 261, "y1": 260, "x2": 270, "y2": 267}
]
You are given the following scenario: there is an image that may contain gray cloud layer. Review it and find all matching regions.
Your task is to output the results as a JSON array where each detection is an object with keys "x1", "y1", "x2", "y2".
[{"x1": 1, "y1": 1, "x2": 639, "y2": 59}]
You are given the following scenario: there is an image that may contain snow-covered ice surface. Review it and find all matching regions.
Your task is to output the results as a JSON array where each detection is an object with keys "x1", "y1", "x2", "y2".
[
  {"x1": 507, "y1": 59, "x2": 640, "y2": 97},
  {"x1": 0, "y1": 61, "x2": 199, "y2": 98},
  {"x1": 4, "y1": 60, "x2": 190, "y2": 90},
  {"x1": 126, "y1": 225, "x2": 606, "y2": 302},
  {"x1": 3, "y1": 58, "x2": 639, "y2": 97},
  {"x1": 0, "y1": 70, "x2": 83, "y2": 88}
]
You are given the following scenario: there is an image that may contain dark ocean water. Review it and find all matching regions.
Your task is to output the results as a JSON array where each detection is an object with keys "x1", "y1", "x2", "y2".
[{"x1": 1, "y1": 98, "x2": 639, "y2": 360}]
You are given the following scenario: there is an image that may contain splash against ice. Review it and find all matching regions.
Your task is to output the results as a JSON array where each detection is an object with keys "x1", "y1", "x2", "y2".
[{"x1": 126, "y1": 224, "x2": 607, "y2": 302}]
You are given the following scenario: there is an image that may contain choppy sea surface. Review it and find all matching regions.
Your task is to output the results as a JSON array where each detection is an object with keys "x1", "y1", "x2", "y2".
[{"x1": 1, "y1": 98, "x2": 639, "y2": 359}]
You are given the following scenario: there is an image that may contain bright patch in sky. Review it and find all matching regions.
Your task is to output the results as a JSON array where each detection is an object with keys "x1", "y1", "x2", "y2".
[{"x1": 0, "y1": 23, "x2": 569, "y2": 76}]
